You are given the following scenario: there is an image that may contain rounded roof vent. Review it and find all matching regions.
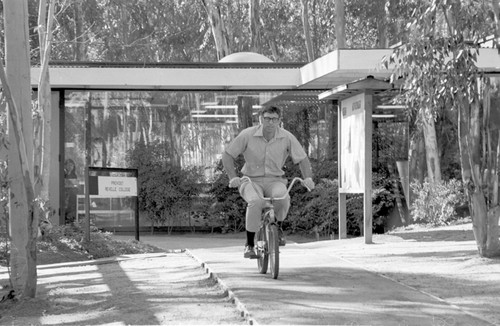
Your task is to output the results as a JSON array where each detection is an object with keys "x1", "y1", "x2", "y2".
[{"x1": 219, "y1": 52, "x2": 273, "y2": 63}]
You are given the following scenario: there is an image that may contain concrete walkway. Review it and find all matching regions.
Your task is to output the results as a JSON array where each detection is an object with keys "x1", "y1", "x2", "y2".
[{"x1": 113, "y1": 233, "x2": 494, "y2": 326}]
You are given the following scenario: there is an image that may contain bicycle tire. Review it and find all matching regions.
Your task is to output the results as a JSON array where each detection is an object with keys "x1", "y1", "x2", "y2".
[
  {"x1": 267, "y1": 223, "x2": 279, "y2": 279},
  {"x1": 256, "y1": 226, "x2": 268, "y2": 274}
]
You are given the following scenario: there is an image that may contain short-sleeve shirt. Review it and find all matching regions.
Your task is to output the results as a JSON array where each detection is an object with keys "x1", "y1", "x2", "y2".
[{"x1": 225, "y1": 125, "x2": 307, "y2": 177}]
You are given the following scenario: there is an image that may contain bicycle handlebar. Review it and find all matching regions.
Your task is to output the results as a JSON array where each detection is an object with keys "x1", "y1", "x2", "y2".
[{"x1": 240, "y1": 176, "x2": 311, "y2": 201}]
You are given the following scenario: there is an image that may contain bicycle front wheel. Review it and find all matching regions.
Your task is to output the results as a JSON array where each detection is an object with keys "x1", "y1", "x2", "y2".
[
  {"x1": 267, "y1": 223, "x2": 279, "y2": 279},
  {"x1": 256, "y1": 226, "x2": 268, "y2": 274}
]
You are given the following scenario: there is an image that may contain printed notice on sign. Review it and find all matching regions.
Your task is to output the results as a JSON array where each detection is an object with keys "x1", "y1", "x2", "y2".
[
  {"x1": 340, "y1": 93, "x2": 365, "y2": 192},
  {"x1": 98, "y1": 176, "x2": 137, "y2": 197}
]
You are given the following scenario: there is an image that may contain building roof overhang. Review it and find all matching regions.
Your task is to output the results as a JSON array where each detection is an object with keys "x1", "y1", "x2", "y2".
[
  {"x1": 298, "y1": 49, "x2": 394, "y2": 90},
  {"x1": 29, "y1": 49, "x2": 394, "y2": 91},
  {"x1": 26, "y1": 48, "x2": 500, "y2": 95},
  {"x1": 32, "y1": 63, "x2": 303, "y2": 90}
]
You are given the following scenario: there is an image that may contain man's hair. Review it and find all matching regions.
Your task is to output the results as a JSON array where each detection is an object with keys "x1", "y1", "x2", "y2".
[{"x1": 260, "y1": 105, "x2": 281, "y2": 117}]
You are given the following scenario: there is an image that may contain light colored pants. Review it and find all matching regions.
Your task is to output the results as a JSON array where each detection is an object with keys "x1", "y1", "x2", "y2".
[{"x1": 239, "y1": 176, "x2": 289, "y2": 232}]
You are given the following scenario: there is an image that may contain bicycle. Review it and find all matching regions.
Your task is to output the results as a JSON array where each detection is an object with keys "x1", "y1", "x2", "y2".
[{"x1": 240, "y1": 176, "x2": 311, "y2": 279}]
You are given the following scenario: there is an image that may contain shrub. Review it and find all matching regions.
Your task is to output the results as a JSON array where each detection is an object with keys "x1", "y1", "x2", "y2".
[
  {"x1": 286, "y1": 177, "x2": 395, "y2": 237},
  {"x1": 286, "y1": 178, "x2": 338, "y2": 236},
  {"x1": 371, "y1": 171, "x2": 398, "y2": 233},
  {"x1": 410, "y1": 178, "x2": 466, "y2": 225},
  {"x1": 126, "y1": 141, "x2": 204, "y2": 233},
  {"x1": 207, "y1": 157, "x2": 246, "y2": 233},
  {"x1": 209, "y1": 156, "x2": 397, "y2": 237},
  {"x1": 312, "y1": 157, "x2": 338, "y2": 180}
]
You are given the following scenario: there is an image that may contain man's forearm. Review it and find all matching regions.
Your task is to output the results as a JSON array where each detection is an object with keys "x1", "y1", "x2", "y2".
[
  {"x1": 222, "y1": 152, "x2": 238, "y2": 180},
  {"x1": 298, "y1": 157, "x2": 313, "y2": 179}
]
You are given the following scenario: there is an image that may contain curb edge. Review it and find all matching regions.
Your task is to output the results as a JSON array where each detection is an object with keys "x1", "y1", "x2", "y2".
[{"x1": 185, "y1": 249, "x2": 258, "y2": 326}]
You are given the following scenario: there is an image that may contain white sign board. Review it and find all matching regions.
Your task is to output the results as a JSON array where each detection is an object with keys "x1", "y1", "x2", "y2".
[
  {"x1": 340, "y1": 93, "x2": 365, "y2": 192},
  {"x1": 98, "y1": 176, "x2": 137, "y2": 197}
]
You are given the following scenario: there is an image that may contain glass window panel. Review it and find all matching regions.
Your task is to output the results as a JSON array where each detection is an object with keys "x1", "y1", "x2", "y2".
[{"x1": 63, "y1": 89, "x2": 281, "y2": 228}]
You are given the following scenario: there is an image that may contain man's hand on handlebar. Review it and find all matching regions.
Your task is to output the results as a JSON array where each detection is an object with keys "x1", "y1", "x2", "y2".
[
  {"x1": 303, "y1": 177, "x2": 315, "y2": 190},
  {"x1": 229, "y1": 177, "x2": 241, "y2": 188}
]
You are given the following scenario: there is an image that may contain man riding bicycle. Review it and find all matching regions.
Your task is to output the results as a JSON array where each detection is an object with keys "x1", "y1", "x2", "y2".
[{"x1": 222, "y1": 105, "x2": 315, "y2": 259}]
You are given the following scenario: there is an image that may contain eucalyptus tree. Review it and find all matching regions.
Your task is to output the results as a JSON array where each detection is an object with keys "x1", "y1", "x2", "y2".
[
  {"x1": 35, "y1": 0, "x2": 55, "y2": 215},
  {"x1": 249, "y1": 0, "x2": 263, "y2": 53},
  {"x1": 254, "y1": 1, "x2": 306, "y2": 61},
  {"x1": 45, "y1": 0, "x2": 101, "y2": 61},
  {"x1": 1, "y1": 0, "x2": 36, "y2": 297},
  {"x1": 48, "y1": 0, "x2": 211, "y2": 62},
  {"x1": 388, "y1": 0, "x2": 500, "y2": 257},
  {"x1": 199, "y1": 0, "x2": 231, "y2": 60},
  {"x1": 300, "y1": 0, "x2": 314, "y2": 61},
  {"x1": 335, "y1": 0, "x2": 346, "y2": 49}
]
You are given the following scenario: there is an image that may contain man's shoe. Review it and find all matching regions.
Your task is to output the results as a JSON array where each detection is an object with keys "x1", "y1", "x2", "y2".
[
  {"x1": 278, "y1": 228, "x2": 286, "y2": 246},
  {"x1": 244, "y1": 245, "x2": 258, "y2": 259}
]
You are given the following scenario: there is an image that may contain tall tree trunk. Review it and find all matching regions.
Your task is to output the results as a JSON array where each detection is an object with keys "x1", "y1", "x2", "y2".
[
  {"x1": 459, "y1": 98, "x2": 500, "y2": 257},
  {"x1": 300, "y1": 0, "x2": 314, "y2": 61},
  {"x1": 409, "y1": 129, "x2": 427, "y2": 183},
  {"x1": 388, "y1": 161, "x2": 407, "y2": 224},
  {"x1": 492, "y1": 0, "x2": 500, "y2": 48},
  {"x1": 484, "y1": 88, "x2": 500, "y2": 256},
  {"x1": 200, "y1": 0, "x2": 231, "y2": 60},
  {"x1": 236, "y1": 96, "x2": 253, "y2": 131},
  {"x1": 24, "y1": 0, "x2": 56, "y2": 298},
  {"x1": 73, "y1": 0, "x2": 85, "y2": 60},
  {"x1": 327, "y1": 103, "x2": 337, "y2": 161},
  {"x1": 303, "y1": 108, "x2": 310, "y2": 154},
  {"x1": 3, "y1": 0, "x2": 35, "y2": 297},
  {"x1": 421, "y1": 112, "x2": 441, "y2": 182},
  {"x1": 120, "y1": 2, "x2": 131, "y2": 61},
  {"x1": 259, "y1": 17, "x2": 279, "y2": 61},
  {"x1": 148, "y1": 109, "x2": 154, "y2": 145},
  {"x1": 249, "y1": 0, "x2": 262, "y2": 53},
  {"x1": 335, "y1": 0, "x2": 346, "y2": 49},
  {"x1": 167, "y1": 105, "x2": 182, "y2": 167},
  {"x1": 376, "y1": 0, "x2": 389, "y2": 48},
  {"x1": 37, "y1": 0, "x2": 55, "y2": 213}
]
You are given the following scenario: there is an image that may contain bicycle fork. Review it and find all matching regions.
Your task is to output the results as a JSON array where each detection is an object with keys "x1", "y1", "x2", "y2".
[{"x1": 256, "y1": 207, "x2": 275, "y2": 253}]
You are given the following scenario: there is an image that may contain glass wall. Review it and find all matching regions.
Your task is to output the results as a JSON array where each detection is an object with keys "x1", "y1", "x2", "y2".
[{"x1": 62, "y1": 90, "x2": 279, "y2": 225}]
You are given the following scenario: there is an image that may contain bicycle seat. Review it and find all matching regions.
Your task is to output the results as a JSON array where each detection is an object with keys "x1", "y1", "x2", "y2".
[{"x1": 263, "y1": 202, "x2": 273, "y2": 208}]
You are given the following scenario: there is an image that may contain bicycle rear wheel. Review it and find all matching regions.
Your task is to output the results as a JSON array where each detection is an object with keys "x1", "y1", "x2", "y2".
[
  {"x1": 256, "y1": 226, "x2": 268, "y2": 274},
  {"x1": 267, "y1": 223, "x2": 279, "y2": 279}
]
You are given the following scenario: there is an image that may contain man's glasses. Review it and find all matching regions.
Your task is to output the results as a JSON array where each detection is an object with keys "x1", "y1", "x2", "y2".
[{"x1": 263, "y1": 116, "x2": 280, "y2": 123}]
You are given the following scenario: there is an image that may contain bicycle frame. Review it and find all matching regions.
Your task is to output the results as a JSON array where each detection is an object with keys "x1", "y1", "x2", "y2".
[{"x1": 240, "y1": 176, "x2": 310, "y2": 279}]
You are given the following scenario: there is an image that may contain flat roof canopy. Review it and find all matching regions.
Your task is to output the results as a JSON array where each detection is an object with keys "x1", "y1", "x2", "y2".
[
  {"x1": 298, "y1": 49, "x2": 394, "y2": 90},
  {"x1": 34, "y1": 64, "x2": 302, "y2": 90},
  {"x1": 28, "y1": 48, "x2": 500, "y2": 94}
]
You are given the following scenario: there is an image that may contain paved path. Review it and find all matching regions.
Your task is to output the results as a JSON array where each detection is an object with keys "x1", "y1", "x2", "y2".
[{"x1": 113, "y1": 233, "x2": 494, "y2": 326}]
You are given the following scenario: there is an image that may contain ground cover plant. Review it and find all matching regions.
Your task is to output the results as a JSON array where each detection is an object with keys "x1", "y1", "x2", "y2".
[{"x1": 0, "y1": 224, "x2": 163, "y2": 268}]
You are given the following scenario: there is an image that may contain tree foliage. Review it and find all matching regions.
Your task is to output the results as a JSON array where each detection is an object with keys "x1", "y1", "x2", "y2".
[{"x1": 5, "y1": 0, "x2": 423, "y2": 64}]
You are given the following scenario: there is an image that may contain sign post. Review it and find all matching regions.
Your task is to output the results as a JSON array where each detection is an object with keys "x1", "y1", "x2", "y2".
[
  {"x1": 338, "y1": 92, "x2": 373, "y2": 243},
  {"x1": 320, "y1": 76, "x2": 394, "y2": 244}
]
